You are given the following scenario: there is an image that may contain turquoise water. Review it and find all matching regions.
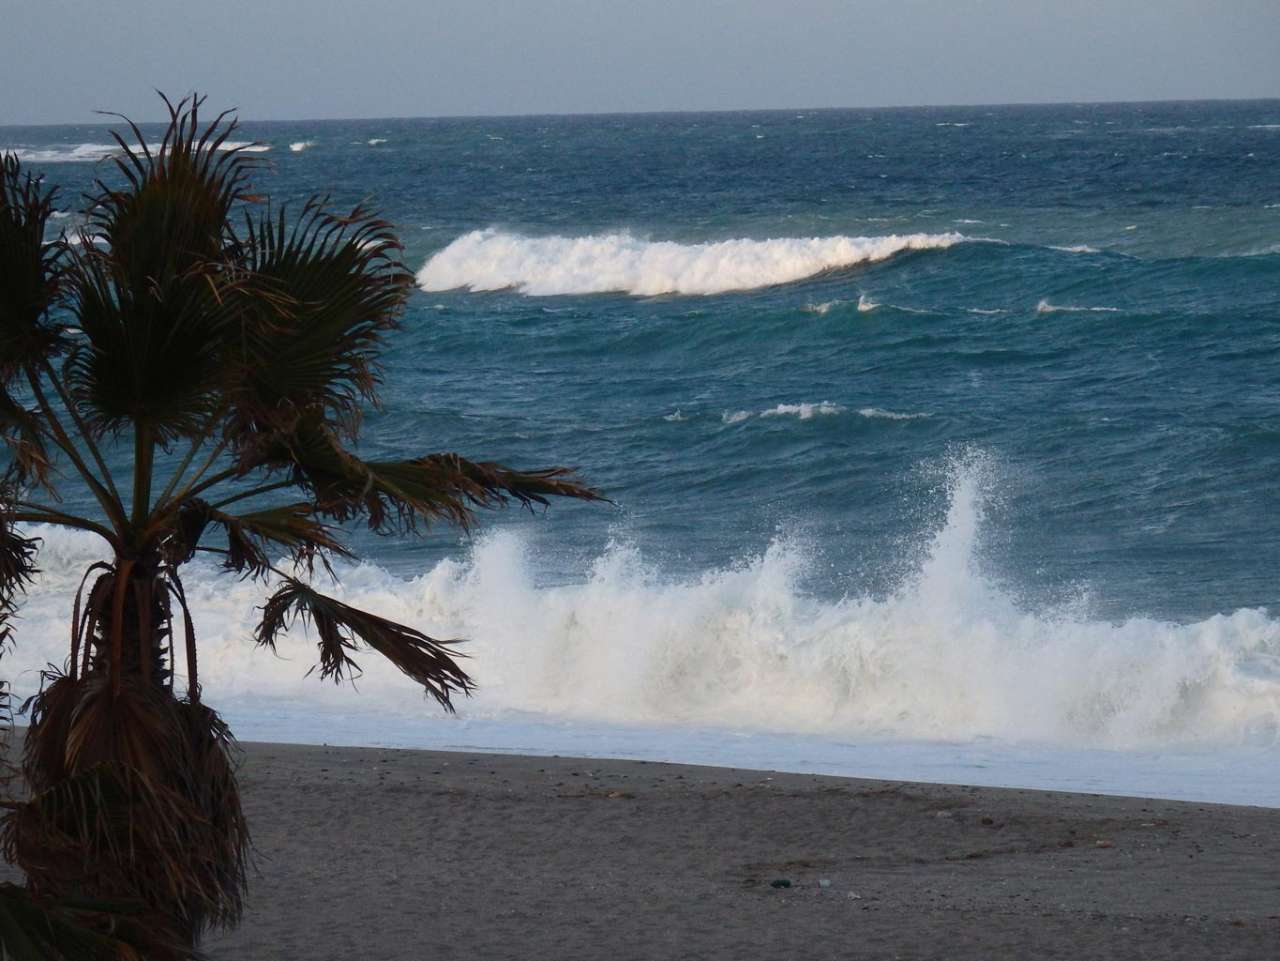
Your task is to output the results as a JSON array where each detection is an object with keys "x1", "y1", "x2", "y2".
[{"x1": 5, "y1": 101, "x2": 1280, "y2": 800}]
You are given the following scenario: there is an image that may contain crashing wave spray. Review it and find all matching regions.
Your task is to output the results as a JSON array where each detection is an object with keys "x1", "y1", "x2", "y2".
[
  {"x1": 416, "y1": 229, "x2": 968, "y2": 296},
  {"x1": 7, "y1": 455, "x2": 1279, "y2": 749}
]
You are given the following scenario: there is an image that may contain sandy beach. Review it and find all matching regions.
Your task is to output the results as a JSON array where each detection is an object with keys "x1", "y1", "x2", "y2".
[{"x1": 187, "y1": 741, "x2": 1280, "y2": 960}]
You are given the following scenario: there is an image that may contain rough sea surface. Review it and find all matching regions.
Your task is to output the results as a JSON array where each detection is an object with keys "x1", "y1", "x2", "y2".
[{"x1": 4, "y1": 101, "x2": 1280, "y2": 804}]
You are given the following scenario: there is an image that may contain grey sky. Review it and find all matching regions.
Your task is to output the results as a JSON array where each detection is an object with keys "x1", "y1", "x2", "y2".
[{"x1": 3, "y1": 0, "x2": 1278, "y2": 124}]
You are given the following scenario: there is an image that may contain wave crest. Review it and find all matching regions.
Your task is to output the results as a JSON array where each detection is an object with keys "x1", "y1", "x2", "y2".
[{"x1": 417, "y1": 229, "x2": 968, "y2": 296}]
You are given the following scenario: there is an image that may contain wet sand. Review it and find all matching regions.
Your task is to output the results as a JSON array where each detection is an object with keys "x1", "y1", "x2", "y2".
[{"x1": 199, "y1": 741, "x2": 1279, "y2": 960}]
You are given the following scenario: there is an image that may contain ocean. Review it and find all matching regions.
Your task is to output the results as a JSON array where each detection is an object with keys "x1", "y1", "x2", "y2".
[{"x1": 4, "y1": 100, "x2": 1280, "y2": 804}]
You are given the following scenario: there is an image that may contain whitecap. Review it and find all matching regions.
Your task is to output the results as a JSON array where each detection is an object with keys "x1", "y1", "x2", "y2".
[
  {"x1": 368, "y1": 138, "x2": 388, "y2": 145},
  {"x1": 218, "y1": 140, "x2": 271, "y2": 153},
  {"x1": 858, "y1": 407, "x2": 929, "y2": 420},
  {"x1": 289, "y1": 140, "x2": 315, "y2": 152},
  {"x1": 1036, "y1": 299, "x2": 1121, "y2": 315},
  {"x1": 417, "y1": 229, "x2": 968, "y2": 297},
  {"x1": 803, "y1": 300, "x2": 841, "y2": 315},
  {"x1": 1050, "y1": 244, "x2": 1101, "y2": 254}
]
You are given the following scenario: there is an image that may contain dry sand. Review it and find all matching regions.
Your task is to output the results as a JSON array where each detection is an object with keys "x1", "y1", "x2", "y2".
[{"x1": 194, "y1": 741, "x2": 1279, "y2": 960}]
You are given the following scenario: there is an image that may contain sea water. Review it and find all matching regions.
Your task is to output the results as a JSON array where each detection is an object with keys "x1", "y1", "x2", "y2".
[{"x1": 3, "y1": 101, "x2": 1280, "y2": 805}]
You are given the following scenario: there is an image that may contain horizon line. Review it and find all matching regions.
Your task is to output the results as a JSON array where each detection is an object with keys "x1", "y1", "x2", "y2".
[{"x1": 2, "y1": 94, "x2": 1278, "y2": 129}]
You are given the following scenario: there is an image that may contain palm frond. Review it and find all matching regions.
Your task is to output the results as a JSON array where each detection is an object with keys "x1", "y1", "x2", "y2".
[
  {"x1": 0, "y1": 514, "x2": 39, "y2": 652},
  {"x1": 0, "y1": 154, "x2": 67, "y2": 384},
  {"x1": 254, "y1": 417, "x2": 603, "y2": 533},
  {"x1": 64, "y1": 94, "x2": 262, "y2": 442},
  {"x1": 62, "y1": 241, "x2": 244, "y2": 443},
  {"x1": 163, "y1": 499, "x2": 346, "y2": 576},
  {"x1": 0, "y1": 388, "x2": 53, "y2": 489},
  {"x1": 88, "y1": 94, "x2": 253, "y2": 292},
  {"x1": 255, "y1": 579, "x2": 471, "y2": 709},
  {"x1": 227, "y1": 199, "x2": 412, "y2": 442}
]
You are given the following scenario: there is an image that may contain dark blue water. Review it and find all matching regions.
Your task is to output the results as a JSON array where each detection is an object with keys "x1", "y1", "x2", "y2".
[{"x1": 6, "y1": 100, "x2": 1280, "y2": 623}]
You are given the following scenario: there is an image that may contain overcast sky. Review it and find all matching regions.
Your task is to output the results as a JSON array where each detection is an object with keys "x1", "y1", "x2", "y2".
[{"x1": 3, "y1": 0, "x2": 1278, "y2": 124}]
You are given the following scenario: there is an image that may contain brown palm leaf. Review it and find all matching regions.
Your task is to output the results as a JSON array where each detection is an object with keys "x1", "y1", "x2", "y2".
[{"x1": 256, "y1": 578, "x2": 472, "y2": 709}]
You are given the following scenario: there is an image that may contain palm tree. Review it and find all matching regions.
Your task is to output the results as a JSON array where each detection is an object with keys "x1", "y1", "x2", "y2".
[{"x1": 0, "y1": 95, "x2": 600, "y2": 956}]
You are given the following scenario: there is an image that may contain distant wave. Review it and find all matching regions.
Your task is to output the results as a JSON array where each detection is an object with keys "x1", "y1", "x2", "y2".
[
  {"x1": 1050, "y1": 244, "x2": 1101, "y2": 254},
  {"x1": 1248, "y1": 125, "x2": 1280, "y2": 130},
  {"x1": 289, "y1": 140, "x2": 315, "y2": 152},
  {"x1": 417, "y1": 229, "x2": 968, "y2": 296},
  {"x1": 6, "y1": 143, "x2": 118, "y2": 163},
  {"x1": 724, "y1": 402, "x2": 844, "y2": 424},
  {"x1": 10, "y1": 139, "x2": 273, "y2": 163},
  {"x1": 720, "y1": 402, "x2": 924, "y2": 424},
  {"x1": 368, "y1": 138, "x2": 388, "y2": 145},
  {"x1": 1036, "y1": 299, "x2": 1121, "y2": 315}
]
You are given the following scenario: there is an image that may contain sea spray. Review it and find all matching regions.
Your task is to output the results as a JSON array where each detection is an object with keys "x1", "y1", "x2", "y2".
[{"x1": 8, "y1": 457, "x2": 1279, "y2": 750}]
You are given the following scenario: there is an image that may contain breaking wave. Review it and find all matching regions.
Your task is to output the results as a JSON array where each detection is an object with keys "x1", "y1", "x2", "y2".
[
  {"x1": 6, "y1": 143, "x2": 118, "y2": 164},
  {"x1": 6, "y1": 456, "x2": 1277, "y2": 750},
  {"x1": 416, "y1": 229, "x2": 968, "y2": 296}
]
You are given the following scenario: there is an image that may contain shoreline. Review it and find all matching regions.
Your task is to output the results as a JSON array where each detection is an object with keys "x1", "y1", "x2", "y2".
[{"x1": 199, "y1": 740, "x2": 1279, "y2": 960}]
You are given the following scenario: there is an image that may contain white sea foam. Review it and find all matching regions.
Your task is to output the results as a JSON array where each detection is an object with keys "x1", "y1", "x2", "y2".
[
  {"x1": 1248, "y1": 125, "x2": 1280, "y2": 130},
  {"x1": 417, "y1": 229, "x2": 968, "y2": 297},
  {"x1": 759, "y1": 402, "x2": 845, "y2": 420},
  {"x1": 1051, "y1": 244, "x2": 1101, "y2": 254},
  {"x1": 857, "y1": 407, "x2": 929, "y2": 420},
  {"x1": 289, "y1": 140, "x2": 315, "y2": 152},
  {"x1": 368, "y1": 138, "x2": 388, "y2": 145},
  {"x1": 1036, "y1": 299, "x2": 1121, "y2": 315},
  {"x1": 856, "y1": 294, "x2": 880, "y2": 312},
  {"x1": 803, "y1": 300, "x2": 841, "y2": 315},
  {"x1": 7, "y1": 456, "x2": 1278, "y2": 754},
  {"x1": 7, "y1": 143, "x2": 119, "y2": 164},
  {"x1": 724, "y1": 402, "x2": 844, "y2": 423},
  {"x1": 662, "y1": 410, "x2": 688, "y2": 422},
  {"x1": 219, "y1": 141, "x2": 271, "y2": 153}
]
